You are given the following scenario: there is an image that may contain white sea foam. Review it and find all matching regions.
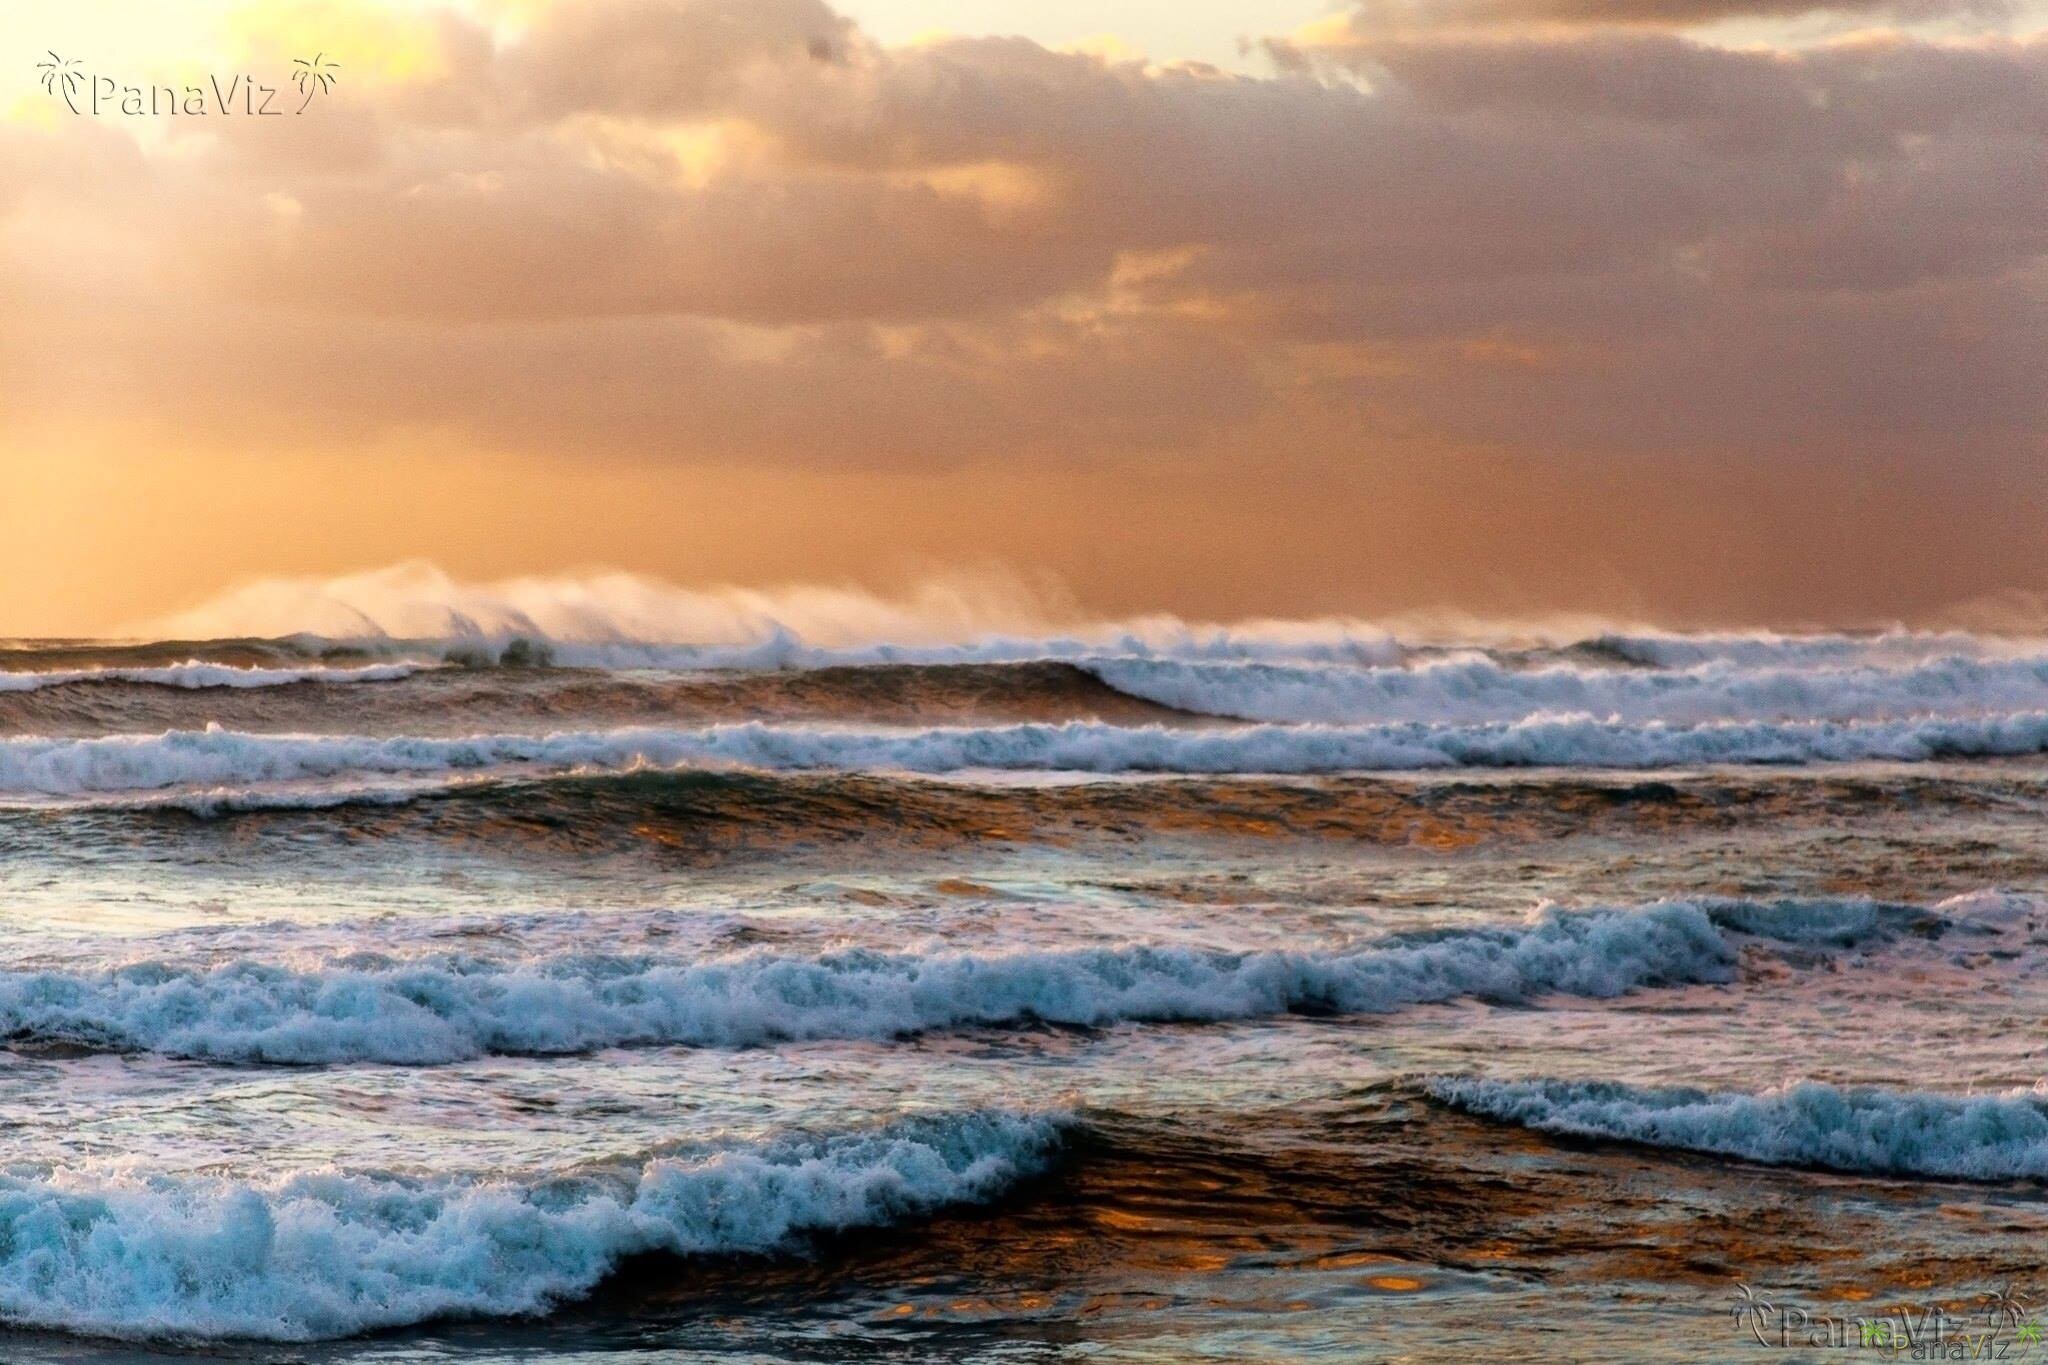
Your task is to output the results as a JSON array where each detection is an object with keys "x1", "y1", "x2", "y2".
[
  {"x1": 0, "y1": 662, "x2": 424, "y2": 693},
  {"x1": 1573, "y1": 630, "x2": 2014, "y2": 669},
  {"x1": 567, "y1": 627, "x2": 1408, "y2": 671},
  {"x1": 1083, "y1": 654, "x2": 2048, "y2": 726},
  {"x1": 142, "y1": 563, "x2": 2048, "y2": 670},
  {"x1": 1932, "y1": 889, "x2": 2044, "y2": 931},
  {"x1": 11, "y1": 712, "x2": 2048, "y2": 797},
  {"x1": 0, "y1": 902, "x2": 1755, "y2": 1063},
  {"x1": 122, "y1": 564, "x2": 2048, "y2": 683},
  {"x1": 1427, "y1": 1077, "x2": 2048, "y2": 1181},
  {"x1": 137, "y1": 563, "x2": 1407, "y2": 669},
  {"x1": 0, "y1": 1109, "x2": 1064, "y2": 1341}
]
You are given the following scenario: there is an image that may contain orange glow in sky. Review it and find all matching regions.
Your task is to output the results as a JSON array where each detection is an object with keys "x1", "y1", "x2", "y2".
[{"x1": 2, "y1": 0, "x2": 2044, "y2": 633}]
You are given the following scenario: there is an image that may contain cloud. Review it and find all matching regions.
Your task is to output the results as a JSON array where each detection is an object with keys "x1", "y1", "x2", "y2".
[
  {"x1": 0, "y1": 0, "x2": 2044, "y2": 625},
  {"x1": 507, "y1": 0, "x2": 853, "y2": 120},
  {"x1": 1288, "y1": 0, "x2": 2014, "y2": 38}
]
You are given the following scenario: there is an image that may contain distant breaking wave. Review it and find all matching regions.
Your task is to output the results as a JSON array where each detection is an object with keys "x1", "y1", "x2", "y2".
[
  {"x1": 0, "y1": 661, "x2": 425, "y2": 693},
  {"x1": 1082, "y1": 654, "x2": 2048, "y2": 726},
  {"x1": 524, "y1": 627, "x2": 1410, "y2": 671},
  {"x1": 0, "y1": 901, "x2": 1793, "y2": 1063},
  {"x1": 15, "y1": 712, "x2": 2048, "y2": 797},
  {"x1": 1428, "y1": 1077, "x2": 2048, "y2": 1182},
  {"x1": 0, "y1": 1110, "x2": 1065, "y2": 1341},
  {"x1": 132, "y1": 563, "x2": 1409, "y2": 669},
  {"x1": 1570, "y1": 630, "x2": 2010, "y2": 669},
  {"x1": 131, "y1": 563, "x2": 2048, "y2": 674},
  {"x1": 88, "y1": 627, "x2": 2035, "y2": 677}
]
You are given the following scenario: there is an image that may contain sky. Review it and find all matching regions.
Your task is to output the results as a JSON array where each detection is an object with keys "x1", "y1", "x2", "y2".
[{"x1": 1, "y1": 0, "x2": 2044, "y2": 635}]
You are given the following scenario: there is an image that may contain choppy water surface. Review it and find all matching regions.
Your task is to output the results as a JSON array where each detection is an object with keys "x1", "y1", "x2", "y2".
[{"x1": 5, "y1": 627, "x2": 2048, "y2": 1361}]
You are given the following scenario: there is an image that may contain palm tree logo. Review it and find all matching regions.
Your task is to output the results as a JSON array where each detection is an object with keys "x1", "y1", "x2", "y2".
[
  {"x1": 291, "y1": 53, "x2": 339, "y2": 112},
  {"x1": 36, "y1": 52, "x2": 82, "y2": 114},
  {"x1": 1729, "y1": 1283, "x2": 1776, "y2": 1347},
  {"x1": 1986, "y1": 1285, "x2": 2033, "y2": 1330}
]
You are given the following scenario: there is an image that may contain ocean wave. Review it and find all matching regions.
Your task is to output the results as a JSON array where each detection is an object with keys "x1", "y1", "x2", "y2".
[
  {"x1": 1083, "y1": 654, "x2": 2048, "y2": 726},
  {"x1": 136, "y1": 563, "x2": 2048, "y2": 672},
  {"x1": 9, "y1": 628, "x2": 1409, "y2": 674},
  {"x1": 530, "y1": 627, "x2": 1411, "y2": 671},
  {"x1": 13, "y1": 711, "x2": 2048, "y2": 796},
  {"x1": 1427, "y1": 1077, "x2": 2048, "y2": 1181},
  {"x1": 1571, "y1": 629, "x2": 2012, "y2": 670},
  {"x1": 0, "y1": 661, "x2": 424, "y2": 693},
  {"x1": 0, "y1": 902, "x2": 1772, "y2": 1063},
  {"x1": 0, "y1": 1109, "x2": 1064, "y2": 1341},
  {"x1": 97, "y1": 628, "x2": 2028, "y2": 677},
  {"x1": 132, "y1": 564, "x2": 1409, "y2": 670}
]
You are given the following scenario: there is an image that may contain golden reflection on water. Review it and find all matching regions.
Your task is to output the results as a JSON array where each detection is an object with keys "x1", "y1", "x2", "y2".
[
  {"x1": 223, "y1": 766, "x2": 2048, "y2": 876},
  {"x1": 584, "y1": 1100, "x2": 2048, "y2": 1353}
]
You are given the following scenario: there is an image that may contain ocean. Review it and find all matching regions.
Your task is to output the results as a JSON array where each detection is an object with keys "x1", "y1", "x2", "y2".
[{"x1": 1, "y1": 624, "x2": 2046, "y2": 1361}]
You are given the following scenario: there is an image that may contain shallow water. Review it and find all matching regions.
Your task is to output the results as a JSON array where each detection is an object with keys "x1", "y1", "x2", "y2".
[{"x1": 3, "y1": 629, "x2": 2048, "y2": 1361}]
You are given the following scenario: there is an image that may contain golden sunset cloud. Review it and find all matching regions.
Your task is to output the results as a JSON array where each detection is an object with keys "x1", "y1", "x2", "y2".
[{"x1": 1, "y1": 0, "x2": 2043, "y2": 631}]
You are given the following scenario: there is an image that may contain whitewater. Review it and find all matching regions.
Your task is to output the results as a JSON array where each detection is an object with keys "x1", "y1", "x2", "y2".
[
  {"x1": 16, "y1": 712, "x2": 2048, "y2": 802},
  {"x1": 8, "y1": 598, "x2": 2048, "y2": 1360}
]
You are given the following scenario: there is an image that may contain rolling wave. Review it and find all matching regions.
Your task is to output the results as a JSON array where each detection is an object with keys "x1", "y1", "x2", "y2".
[
  {"x1": 38, "y1": 769, "x2": 2031, "y2": 873},
  {"x1": 0, "y1": 661, "x2": 1180, "y2": 744},
  {"x1": 11, "y1": 624, "x2": 2048, "y2": 745},
  {"x1": 0, "y1": 1109, "x2": 1065, "y2": 1341},
  {"x1": 1427, "y1": 1077, "x2": 2048, "y2": 1181},
  {"x1": 1567, "y1": 630, "x2": 2012, "y2": 669},
  {"x1": 0, "y1": 661, "x2": 425, "y2": 693},
  {"x1": 1083, "y1": 653, "x2": 2048, "y2": 726},
  {"x1": 14, "y1": 711, "x2": 2048, "y2": 797},
  {"x1": 0, "y1": 901, "x2": 1785, "y2": 1063},
  {"x1": 24, "y1": 616, "x2": 2038, "y2": 681}
]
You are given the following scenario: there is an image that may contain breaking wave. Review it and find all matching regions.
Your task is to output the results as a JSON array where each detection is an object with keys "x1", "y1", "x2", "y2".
[
  {"x1": 0, "y1": 1109, "x2": 1065, "y2": 1341},
  {"x1": 0, "y1": 661, "x2": 425, "y2": 693},
  {"x1": 1569, "y1": 630, "x2": 2013, "y2": 670},
  {"x1": 1083, "y1": 653, "x2": 2048, "y2": 726},
  {"x1": 133, "y1": 564, "x2": 1408, "y2": 670},
  {"x1": 17, "y1": 711, "x2": 2048, "y2": 797},
  {"x1": 1427, "y1": 1077, "x2": 2048, "y2": 1182},
  {"x1": 0, "y1": 901, "x2": 1783, "y2": 1063}
]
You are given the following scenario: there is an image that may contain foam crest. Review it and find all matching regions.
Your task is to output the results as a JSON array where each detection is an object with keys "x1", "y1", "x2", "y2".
[
  {"x1": 1575, "y1": 630, "x2": 2014, "y2": 669},
  {"x1": 560, "y1": 627, "x2": 1406, "y2": 671},
  {"x1": 0, "y1": 903, "x2": 1745, "y2": 1063},
  {"x1": 0, "y1": 1110, "x2": 1064, "y2": 1341},
  {"x1": 138, "y1": 564, "x2": 1405, "y2": 669},
  {"x1": 0, "y1": 662, "x2": 423, "y2": 693},
  {"x1": 1084, "y1": 654, "x2": 2048, "y2": 726},
  {"x1": 1428, "y1": 1077, "x2": 2048, "y2": 1181},
  {"x1": 13, "y1": 712, "x2": 2048, "y2": 797}
]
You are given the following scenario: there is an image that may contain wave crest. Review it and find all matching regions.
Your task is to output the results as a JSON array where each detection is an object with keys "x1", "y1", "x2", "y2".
[
  {"x1": 0, "y1": 1109, "x2": 1065, "y2": 1341},
  {"x1": 1428, "y1": 1077, "x2": 2048, "y2": 1181},
  {"x1": 16, "y1": 713, "x2": 2048, "y2": 799},
  {"x1": 0, "y1": 901, "x2": 1778, "y2": 1063},
  {"x1": 135, "y1": 564, "x2": 1407, "y2": 669},
  {"x1": 0, "y1": 661, "x2": 424, "y2": 693},
  {"x1": 1083, "y1": 653, "x2": 2048, "y2": 726}
]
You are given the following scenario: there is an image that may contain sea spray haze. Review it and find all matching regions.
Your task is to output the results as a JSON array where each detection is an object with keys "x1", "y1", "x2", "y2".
[{"x1": 4, "y1": 570, "x2": 2048, "y2": 1359}]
